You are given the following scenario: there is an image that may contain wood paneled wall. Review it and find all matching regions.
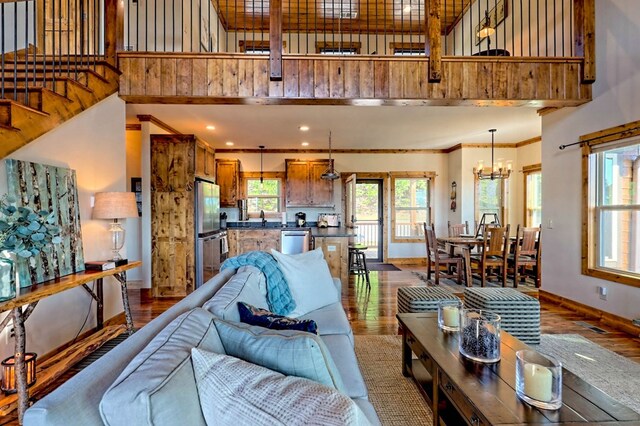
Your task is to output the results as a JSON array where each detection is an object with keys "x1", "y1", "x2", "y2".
[{"x1": 118, "y1": 53, "x2": 591, "y2": 106}]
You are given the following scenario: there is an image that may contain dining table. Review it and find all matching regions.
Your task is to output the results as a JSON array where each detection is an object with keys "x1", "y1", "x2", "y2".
[{"x1": 436, "y1": 236, "x2": 484, "y2": 287}]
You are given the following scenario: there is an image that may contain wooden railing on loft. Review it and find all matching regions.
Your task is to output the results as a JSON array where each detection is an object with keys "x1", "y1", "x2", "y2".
[{"x1": 115, "y1": 0, "x2": 595, "y2": 106}]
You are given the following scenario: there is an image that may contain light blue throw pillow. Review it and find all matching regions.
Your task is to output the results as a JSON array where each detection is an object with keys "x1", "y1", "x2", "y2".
[{"x1": 213, "y1": 318, "x2": 346, "y2": 393}]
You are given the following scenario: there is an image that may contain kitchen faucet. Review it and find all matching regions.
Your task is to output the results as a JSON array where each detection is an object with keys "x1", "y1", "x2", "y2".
[{"x1": 260, "y1": 210, "x2": 266, "y2": 227}]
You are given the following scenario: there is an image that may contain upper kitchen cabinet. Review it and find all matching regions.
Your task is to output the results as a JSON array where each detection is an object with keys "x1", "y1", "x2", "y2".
[
  {"x1": 195, "y1": 139, "x2": 216, "y2": 180},
  {"x1": 285, "y1": 159, "x2": 334, "y2": 207},
  {"x1": 216, "y1": 159, "x2": 240, "y2": 207}
]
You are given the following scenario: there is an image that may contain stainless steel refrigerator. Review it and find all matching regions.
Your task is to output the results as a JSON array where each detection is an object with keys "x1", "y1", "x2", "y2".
[{"x1": 195, "y1": 179, "x2": 228, "y2": 288}]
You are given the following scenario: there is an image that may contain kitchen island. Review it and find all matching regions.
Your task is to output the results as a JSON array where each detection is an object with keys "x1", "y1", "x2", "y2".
[{"x1": 226, "y1": 223, "x2": 357, "y2": 289}]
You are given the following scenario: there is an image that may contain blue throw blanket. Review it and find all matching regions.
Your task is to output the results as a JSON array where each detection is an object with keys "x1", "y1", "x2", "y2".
[{"x1": 221, "y1": 251, "x2": 296, "y2": 316}]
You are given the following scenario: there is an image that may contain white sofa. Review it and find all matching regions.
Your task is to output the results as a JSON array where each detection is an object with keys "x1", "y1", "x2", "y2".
[{"x1": 24, "y1": 265, "x2": 380, "y2": 425}]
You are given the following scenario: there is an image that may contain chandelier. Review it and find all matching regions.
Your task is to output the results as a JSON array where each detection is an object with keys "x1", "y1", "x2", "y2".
[{"x1": 474, "y1": 129, "x2": 512, "y2": 180}]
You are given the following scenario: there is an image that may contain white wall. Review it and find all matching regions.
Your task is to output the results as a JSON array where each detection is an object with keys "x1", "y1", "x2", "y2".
[
  {"x1": 125, "y1": 130, "x2": 142, "y2": 282},
  {"x1": 1, "y1": 1, "x2": 35, "y2": 54},
  {"x1": 541, "y1": 0, "x2": 640, "y2": 320},
  {"x1": 0, "y1": 94, "x2": 128, "y2": 359}
]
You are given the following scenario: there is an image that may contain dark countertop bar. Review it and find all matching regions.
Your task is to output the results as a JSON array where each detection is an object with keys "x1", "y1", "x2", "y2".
[{"x1": 226, "y1": 222, "x2": 356, "y2": 237}]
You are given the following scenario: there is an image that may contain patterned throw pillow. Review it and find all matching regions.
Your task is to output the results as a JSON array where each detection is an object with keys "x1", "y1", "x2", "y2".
[{"x1": 238, "y1": 302, "x2": 318, "y2": 334}]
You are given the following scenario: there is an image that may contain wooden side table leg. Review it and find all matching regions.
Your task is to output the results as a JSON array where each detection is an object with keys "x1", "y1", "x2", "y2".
[
  {"x1": 12, "y1": 307, "x2": 27, "y2": 424},
  {"x1": 113, "y1": 272, "x2": 134, "y2": 334}
]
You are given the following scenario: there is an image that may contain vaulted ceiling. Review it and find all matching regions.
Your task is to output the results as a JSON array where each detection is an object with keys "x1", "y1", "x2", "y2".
[{"x1": 214, "y1": 0, "x2": 471, "y2": 34}]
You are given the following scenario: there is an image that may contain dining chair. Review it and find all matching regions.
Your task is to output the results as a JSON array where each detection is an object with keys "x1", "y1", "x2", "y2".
[
  {"x1": 508, "y1": 225, "x2": 541, "y2": 288},
  {"x1": 423, "y1": 223, "x2": 463, "y2": 285},
  {"x1": 470, "y1": 224, "x2": 510, "y2": 287},
  {"x1": 447, "y1": 221, "x2": 470, "y2": 237}
]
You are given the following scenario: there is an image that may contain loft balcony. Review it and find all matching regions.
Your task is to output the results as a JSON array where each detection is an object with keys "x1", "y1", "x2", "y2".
[{"x1": 116, "y1": 0, "x2": 595, "y2": 106}]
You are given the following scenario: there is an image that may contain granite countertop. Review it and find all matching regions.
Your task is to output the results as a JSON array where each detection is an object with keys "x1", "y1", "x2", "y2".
[
  {"x1": 226, "y1": 222, "x2": 356, "y2": 237},
  {"x1": 310, "y1": 227, "x2": 357, "y2": 237}
]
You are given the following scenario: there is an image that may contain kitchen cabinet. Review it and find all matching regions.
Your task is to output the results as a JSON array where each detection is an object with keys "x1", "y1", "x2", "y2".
[
  {"x1": 228, "y1": 229, "x2": 281, "y2": 257},
  {"x1": 150, "y1": 134, "x2": 200, "y2": 298},
  {"x1": 285, "y1": 159, "x2": 334, "y2": 207},
  {"x1": 195, "y1": 140, "x2": 216, "y2": 180},
  {"x1": 216, "y1": 159, "x2": 240, "y2": 207}
]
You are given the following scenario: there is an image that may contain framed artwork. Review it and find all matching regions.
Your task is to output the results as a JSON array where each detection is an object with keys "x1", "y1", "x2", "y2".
[
  {"x1": 475, "y1": 0, "x2": 508, "y2": 45},
  {"x1": 131, "y1": 177, "x2": 142, "y2": 217},
  {"x1": 5, "y1": 160, "x2": 85, "y2": 286}
]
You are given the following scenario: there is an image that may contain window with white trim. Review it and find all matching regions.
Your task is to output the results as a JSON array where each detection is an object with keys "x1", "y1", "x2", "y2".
[
  {"x1": 474, "y1": 178, "x2": 507, "y2": 225},
  {"x1": 523, "y1": 165, "x2": 542, "y2": 227}
]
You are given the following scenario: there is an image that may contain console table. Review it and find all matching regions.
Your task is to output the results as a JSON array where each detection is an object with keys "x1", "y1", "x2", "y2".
[
  {"x1": 0, "y1": 261, "x2": 141, "y2": 424},
  {"x1": 397, "y1": 312, "x2": 640, "y2": 425}
]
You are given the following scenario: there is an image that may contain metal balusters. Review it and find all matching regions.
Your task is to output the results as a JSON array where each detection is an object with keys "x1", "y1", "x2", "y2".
[
  {"x1": 1, "y1": 3, "x2": 5, "y2": 99},
  {"x1": 13, "y1": 1, "x2": 17, "y2": 100}
]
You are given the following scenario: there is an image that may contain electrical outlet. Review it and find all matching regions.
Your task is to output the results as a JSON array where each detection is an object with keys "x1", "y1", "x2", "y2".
[
  {"x1": 597, "y1": 286, "x2": 607, "y2": 301},
  {"x1": 547, "y1": 219, "x2": 553, "y2": 229},
  {"x1": 4, "y1": 327, "x2": 14, "y2": 344}
]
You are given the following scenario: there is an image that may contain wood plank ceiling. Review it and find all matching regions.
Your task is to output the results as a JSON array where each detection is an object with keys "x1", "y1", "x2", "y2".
[{"x1": 213, "y1": 0, "x2": 471, "y2": 35}]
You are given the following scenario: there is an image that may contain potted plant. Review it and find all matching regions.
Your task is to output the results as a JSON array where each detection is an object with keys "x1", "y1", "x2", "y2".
[{"x1": 0, "y1": 195, "x2": 62, "y2": 301}]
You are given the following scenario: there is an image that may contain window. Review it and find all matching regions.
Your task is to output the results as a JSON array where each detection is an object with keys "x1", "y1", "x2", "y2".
[
  {"x1": 239, "y1": 40, "x2": 286, "y2": 54},
  {"x1": 475, "y1": 177, "x2": 507, "y2": 225},
  {"x1": 389, "y1": 42, "x2": 425, "y2": 56},
  {"x1": 316, "y1": 41, "x2": 361, "y2": 55},
  {"x1": 244, "y1": 174, "x2": 282, "y2": 216},
  {"x1": 523, "y1": 164, "x2": 542, "y2": 227},
  {"x1": 390, "y1": 172, "x2": 434, "y2": 242},
  {"x1": 585, "y1": 136, "x2": 640, "y2": 285}
]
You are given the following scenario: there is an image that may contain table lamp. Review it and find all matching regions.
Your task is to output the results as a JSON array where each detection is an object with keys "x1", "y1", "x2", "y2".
[{"x1": 93, "y1": 192, "x2": 139, "y2": 263}]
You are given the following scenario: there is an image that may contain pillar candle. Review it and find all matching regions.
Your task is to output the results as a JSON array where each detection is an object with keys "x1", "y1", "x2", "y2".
[
  {"x1": 524, "y1": 363, "x2": 553, "y2": 402},
  {"x1": 442, "y1": 306, "x2": 459, "y2": 327}
]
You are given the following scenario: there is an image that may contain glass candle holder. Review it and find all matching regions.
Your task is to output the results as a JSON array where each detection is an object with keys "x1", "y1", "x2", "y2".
[
  {"x1": 516, "y1": 350, "x2": 562, "y2": 410},
  {"x1": 459, "y1": 309, "x2": 501, "y2": 363},
  {"x1": 438, "y1": 300, "x2": 462, "y2": 332}
]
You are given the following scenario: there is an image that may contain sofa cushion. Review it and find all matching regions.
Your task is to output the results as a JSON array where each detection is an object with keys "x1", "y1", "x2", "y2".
[
  {"x1": 271, "y1": 248, "x2": 339, "y2": 317},
  {"x1": 238, "y1": 302, "x2": 318, "y2": 334},
  {"x1": 321, "y1": 334, "x2": 369, "y2": 399},
  {"x1": 99, "y1": 308, "x2": 224, "y2": 426},
  {"x1": 214, "y1": 318, "x2": 345, "y2": 392},
  {"x1": 192, "y1": 348, "x2": 370, "y2": 426},
  {"x1": 297, "y1": 302, "x2": 352, "y2": 338},
  {"x1": 203, "y1": 268, "x2": 268, "y2": 322}
]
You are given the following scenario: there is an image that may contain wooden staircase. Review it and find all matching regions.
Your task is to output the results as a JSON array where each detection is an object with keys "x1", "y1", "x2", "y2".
[{"x1": 0, "y1": 58, "x2": 120, "y2": 158}]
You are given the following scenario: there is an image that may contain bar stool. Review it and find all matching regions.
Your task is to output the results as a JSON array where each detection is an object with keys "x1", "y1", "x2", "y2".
[{"x1": 348, "y1": 244, "x2": 370, "y2": 289}]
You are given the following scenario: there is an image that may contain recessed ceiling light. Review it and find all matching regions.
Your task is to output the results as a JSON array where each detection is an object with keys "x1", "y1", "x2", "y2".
[
  {"x1": 225, "y1": 141, "x2": 234, "y2": 146},
  {"x1": 301, "y1": 142, "x2": 309, "y2": 146},
  {"x1": 206, "y1": 125, "x2": 216, "y2": 130},
  {"x1": 403, "y1": 5, "x2": 411, "y2": 13},
  {"x1": 299, "y1": 125, "x2": 309, "y2": 132}
]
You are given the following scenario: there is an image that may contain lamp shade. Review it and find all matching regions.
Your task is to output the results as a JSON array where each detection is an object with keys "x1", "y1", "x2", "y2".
[{"x1": 93, "y1": 192, "x2": 139, "y2": 219}]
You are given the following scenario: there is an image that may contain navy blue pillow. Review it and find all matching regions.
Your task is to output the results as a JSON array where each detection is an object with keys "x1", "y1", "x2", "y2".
[{"x1": 237, "y1": 302, "x2": 318, "y2": 334}]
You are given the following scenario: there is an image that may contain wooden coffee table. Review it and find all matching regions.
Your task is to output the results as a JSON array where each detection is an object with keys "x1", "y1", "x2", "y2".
[{"x1": 397, "y1": 313, "x2": 640, "y2": 426}]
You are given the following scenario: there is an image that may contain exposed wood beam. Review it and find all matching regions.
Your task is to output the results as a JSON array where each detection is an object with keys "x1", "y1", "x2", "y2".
[
  {"x1": 136, "y1": 115, "x2": 183, "y2": 134},
  {"x1": 126, "y1": 123, "x2": 142, "y2": 131},
  {"x1": 515, "y1": 136, "x2": 542, "y2": 148},
  {"x1": 574, "y1": 0, "x2": 596, "y2": 83},
  {"x1": 426, "y1": 0, "x2": 442, "y2": 82},
  {"x1": 216, "y1": 148, "x2": 449, "y2": 154},
  {"x1": 270, "y1": 0, "x2": 283, "y2": 80}
]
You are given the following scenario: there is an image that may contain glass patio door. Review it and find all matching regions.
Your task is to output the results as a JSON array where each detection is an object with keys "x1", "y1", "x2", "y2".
[{"x1": 355, "y1": 179, "x2": 383, "y2": 261}]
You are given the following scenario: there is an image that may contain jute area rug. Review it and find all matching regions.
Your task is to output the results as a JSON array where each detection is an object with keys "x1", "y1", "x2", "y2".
[{"x1": 354, "y1": 335, "x2": 433, "y2": 425}]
